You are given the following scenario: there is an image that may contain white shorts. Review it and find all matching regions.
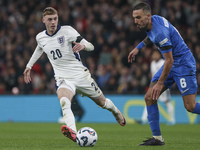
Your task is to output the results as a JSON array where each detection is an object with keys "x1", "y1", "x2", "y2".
[
  {"x1": 56, "y1": 71, "x2": 102, "y2": 99},
  {"x1": 159, "y1": 89, "x2": 171, "y2": 102}
]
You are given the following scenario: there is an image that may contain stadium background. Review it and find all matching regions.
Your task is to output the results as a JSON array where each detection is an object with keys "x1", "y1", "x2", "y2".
[{"x1": 0, "y1": 0, "x2": 200, "y2": 124}]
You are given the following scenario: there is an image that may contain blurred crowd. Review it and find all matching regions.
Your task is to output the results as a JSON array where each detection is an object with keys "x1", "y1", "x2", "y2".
[{"x1": 0, "y1": 0, "x2": 200, "y2": 95}]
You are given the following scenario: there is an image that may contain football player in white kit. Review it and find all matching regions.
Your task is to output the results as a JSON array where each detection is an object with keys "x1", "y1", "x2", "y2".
[
  {"x1": 141, "y1": 50, "x2": 175, "y2": 125},
  {"x1": 23, "y1": 7, "x2": 126, "y2": 142}
]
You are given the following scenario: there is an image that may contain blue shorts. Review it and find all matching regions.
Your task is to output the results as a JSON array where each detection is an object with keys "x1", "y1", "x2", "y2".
[{"x1": 152, "y1": 64, "x2": 197, "y2": 96}]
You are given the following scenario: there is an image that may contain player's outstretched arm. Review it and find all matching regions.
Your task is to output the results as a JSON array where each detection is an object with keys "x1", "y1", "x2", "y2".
[
  {"x1": 128, "y1": 47, "x2": 139, "y2": 63},
  {"x1": 23, "y1": 67, "x2": 31, "y2": 84},
  {"x1": 23, "y1": 45, "x2": 43, "y2": 84},
  {"x1": 128, "y1": 36, "x2": 151, "y2": 63}
]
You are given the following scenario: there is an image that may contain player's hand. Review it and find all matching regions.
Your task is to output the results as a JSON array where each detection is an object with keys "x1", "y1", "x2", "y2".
[
  {"x1": 72, "y1": 42, "x2": 85, "y2": 53},
  {"x1": 151, "y1": 81, "x2": 164, "y2": 100},
  {"x1": 23, "y1": 67, "x2": 31, "y2": 84},
  {"x1": 128, "y1": 48, "x2": 139, "y2": 63}
]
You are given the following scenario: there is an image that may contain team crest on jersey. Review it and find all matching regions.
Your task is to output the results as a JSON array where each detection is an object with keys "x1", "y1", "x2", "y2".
[{"x1": 57, "y1": 36, "x2": 65, "y2": 46}]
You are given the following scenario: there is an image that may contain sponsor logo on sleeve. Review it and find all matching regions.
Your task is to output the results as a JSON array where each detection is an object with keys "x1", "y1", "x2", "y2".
[{"x1": 159, "y1": 38, "x2": 168, "y2": 46}]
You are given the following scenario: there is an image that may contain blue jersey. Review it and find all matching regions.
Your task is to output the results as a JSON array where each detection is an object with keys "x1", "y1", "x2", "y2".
[
  {"x1": 149, "y1": 15, "x2": 197, "y2": 95},
  {"x1": 147, "y1": 15, "x2": 196, "y2": 76}
]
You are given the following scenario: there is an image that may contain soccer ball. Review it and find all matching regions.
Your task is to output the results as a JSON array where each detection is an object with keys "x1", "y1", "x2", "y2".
[{"x1": 76, "y1": 127, "x2": 98, "y2": 147}]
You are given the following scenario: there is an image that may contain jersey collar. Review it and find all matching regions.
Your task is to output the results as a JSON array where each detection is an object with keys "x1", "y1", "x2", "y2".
[{"x1": 45, "y1": 25, "x2": 61, "y2": 37}]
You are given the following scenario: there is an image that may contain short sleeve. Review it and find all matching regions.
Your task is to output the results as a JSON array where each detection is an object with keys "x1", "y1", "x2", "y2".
[
  {"x1": 156, "y1": 30, "x2": 172, "y2": 53},
  {"x1": 66, "y1": 26, "x2": 80, "y2": 42}
]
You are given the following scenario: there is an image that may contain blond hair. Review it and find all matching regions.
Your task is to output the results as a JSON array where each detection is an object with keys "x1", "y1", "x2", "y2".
[{"x1": 43, "y1": 7, "x2": 58, "y2": 17}]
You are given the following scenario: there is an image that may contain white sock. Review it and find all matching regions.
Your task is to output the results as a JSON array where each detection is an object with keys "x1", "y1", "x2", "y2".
[
  {"x1": 166, "y1": 102, "x2": 175, "y2": 124},
  {"x1": 153, "y1": 135, "x2": 164, "y2": 142},
  {"x1": 103, "y1": 98, "x2": 118, "y2": 114},
  {"x1": 60, "y1": 97, "x2": 77, "y2": 132}
]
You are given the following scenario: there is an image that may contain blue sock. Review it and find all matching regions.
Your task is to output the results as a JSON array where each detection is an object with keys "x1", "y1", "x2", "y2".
[
  {"x1": 192, "y1": 102, "x2": 200, "y2": 114},
  {"x1": 147, "y1": 103, "x2": 161, "y2": 136}
]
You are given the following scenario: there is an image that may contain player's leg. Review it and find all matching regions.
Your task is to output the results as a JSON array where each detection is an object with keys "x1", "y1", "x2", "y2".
[
  {"x1": 140, "y1": 66, "x2": 174, "y2": 146},
  {"x1": 76, "y1": 74, "x2": 126, "y2": 126},
  {"x1": 58, "y1": 88, "x2": 76, "y2": 131},
  {"x1": 147, "y1": 82, "x2": 166, "y2": 136},
  {"x1": 183, "y1": 93, "x2": 200, "y2": 114},
  {"x1": 57, "y1": 80, "x2": 77, "y2": 142},
  {"x1": 141, "y1": 89, "x2": 173, "y2": 125},
  {"x1": 175, "y1": 74, "x2": 200, "y2": 114},
  {"x1": 140, "y1": 82, "x2": 166, "y2": 146},
  {"x1": 93, "y1": 94, "x2": 126, "y2": 126}
]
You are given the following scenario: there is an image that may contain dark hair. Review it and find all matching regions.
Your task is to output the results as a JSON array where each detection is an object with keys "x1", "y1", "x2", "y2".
[{"x1": 133, "y1": 2, "x2": 151, "y2": 14}]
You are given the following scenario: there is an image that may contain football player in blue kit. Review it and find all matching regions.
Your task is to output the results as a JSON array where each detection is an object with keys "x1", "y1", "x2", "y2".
[{"x1": 128, "y1": 2, "x2": 200, "y2": 146}]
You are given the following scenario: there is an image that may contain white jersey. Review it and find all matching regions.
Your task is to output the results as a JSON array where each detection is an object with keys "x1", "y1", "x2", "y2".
[
  {"x1": 27, "y1": 25, "x2": 88, "y2": 79},
  {"x1": 26, "y1": 25, "x2": 102, "y2": 98},
  {"x1": 150, "y1": 59, "x2": 165, "y2": 76},
  {"x1": 150, "y1": 58, "x2": 170, "y2": 102}
]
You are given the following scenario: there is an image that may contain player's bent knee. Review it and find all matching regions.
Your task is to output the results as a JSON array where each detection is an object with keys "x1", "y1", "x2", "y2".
[
  {"x1": 144, "y1": 93, "x2": 151, "y2": 102},
  {"x1": 144, "y1": 93, "x2": 156, "y2": 106},
  {"x1": 184, "y1": 105, "x2": 195, "y2": 112}
]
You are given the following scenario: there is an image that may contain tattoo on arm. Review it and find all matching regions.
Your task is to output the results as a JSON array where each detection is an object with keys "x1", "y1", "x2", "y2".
[{"x1": 149, "y1": 81, "x2": 157, "y2": 87}]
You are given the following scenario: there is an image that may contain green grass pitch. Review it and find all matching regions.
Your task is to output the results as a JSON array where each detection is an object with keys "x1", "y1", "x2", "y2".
[{"x1": 0, "y1": 122, "x2": 200, "y2": 150}]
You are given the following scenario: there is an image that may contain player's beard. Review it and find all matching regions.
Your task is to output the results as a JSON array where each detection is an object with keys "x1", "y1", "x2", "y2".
[
  {"x1": 138, "y1": 24, "x2": 147, "y2": 31},
  {"x1": 138, "y1": 21, "x2": 149, "y2": 31},
  {"x1": 138, "y1": 16, "x2": 150, "y2": 30},
  {"x1": 138, "y1": 27, "x2": 145, "y2": 31}
]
